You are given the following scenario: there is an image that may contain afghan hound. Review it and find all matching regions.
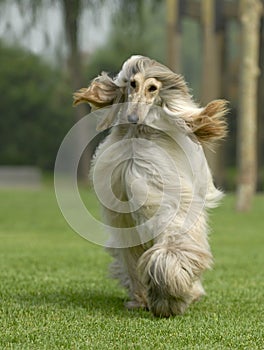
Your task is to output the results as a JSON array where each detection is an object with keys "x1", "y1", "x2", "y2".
[{"x1": 73, "y1": 55, "x2": 228, "y2": 317}]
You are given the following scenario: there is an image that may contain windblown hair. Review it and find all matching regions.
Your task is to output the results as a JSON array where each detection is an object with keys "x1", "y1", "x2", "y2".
[
  {"x1": 73, "y1": 55, "x2": 228, "y2": 317},
  {"x1": 74, "y1": 55, "x2": 228, "y2": 144}
]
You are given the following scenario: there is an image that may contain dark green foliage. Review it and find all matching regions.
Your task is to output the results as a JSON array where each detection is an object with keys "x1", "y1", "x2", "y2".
[
  {"x1": 0, "y1": 42, "x2": 73, "y2": 169},
  {"x1": 85, "y1": 1, "x2": 167, "y2": 82}
]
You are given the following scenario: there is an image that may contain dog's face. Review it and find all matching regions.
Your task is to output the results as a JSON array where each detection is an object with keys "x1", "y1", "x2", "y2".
[
  {"x1": 73, "y1": 55, "x2": 228, "y2": 143},
  {"x1": 125, "y1": 72, "x2": 162, "y2": 124}
]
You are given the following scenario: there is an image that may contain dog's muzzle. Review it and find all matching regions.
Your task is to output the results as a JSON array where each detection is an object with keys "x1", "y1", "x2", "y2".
[{"x1": 127, "y1": 113, "x2": 139, "y2": 124}]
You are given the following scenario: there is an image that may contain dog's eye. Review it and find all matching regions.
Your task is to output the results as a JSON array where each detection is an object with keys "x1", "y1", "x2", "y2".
[
  {"x1": 130, "y1": 80, "x2": 136, "y2": 88},
  {"x1": 148, "y1": 85, "x2": 157, "y2": 92}
]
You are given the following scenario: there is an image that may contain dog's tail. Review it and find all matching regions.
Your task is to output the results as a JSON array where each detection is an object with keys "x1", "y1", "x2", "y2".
[{"x1": 137, "y1": 236, "x2": 212, "y2": 317}]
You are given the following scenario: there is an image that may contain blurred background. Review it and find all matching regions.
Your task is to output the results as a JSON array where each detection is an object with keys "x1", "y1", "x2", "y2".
[{"x1": 0, "y1": 0, "x2": 263, "y2": 211}]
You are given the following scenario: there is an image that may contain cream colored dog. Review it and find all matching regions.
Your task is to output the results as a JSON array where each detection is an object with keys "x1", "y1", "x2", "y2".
[{"x1": 74, "y1": 55, "x2": 227, "y2": 317}]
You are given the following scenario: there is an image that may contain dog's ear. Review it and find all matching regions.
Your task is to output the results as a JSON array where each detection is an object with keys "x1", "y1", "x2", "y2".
[
  {"x1": 73, "y1": 73, "x2": 121, "y2": 109},
  {"x1": 186, "y1": 100, "x2": 228, "y2": 143},
  {"x1": 73, "y1": 73, "x2": 123, "y2": 131}
]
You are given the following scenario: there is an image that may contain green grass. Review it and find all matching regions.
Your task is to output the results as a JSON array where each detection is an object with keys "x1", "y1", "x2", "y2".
[{"x1": 0, "y1": 188, "x2": 263, "y2": 349}]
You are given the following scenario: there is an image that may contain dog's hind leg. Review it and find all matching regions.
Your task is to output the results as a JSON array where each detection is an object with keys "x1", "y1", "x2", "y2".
[{"x1": 137, "y1": 230, "x2": 212, "y2": 317}]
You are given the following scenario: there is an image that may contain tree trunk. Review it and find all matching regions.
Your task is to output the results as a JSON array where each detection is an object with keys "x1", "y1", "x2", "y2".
[
  {"x1": 201, "y1": 0, "x2": 225, "y2": 187},
  {"x1": 61, "y1": 0, "x2": 91, "y2": 183},
  {"x1": 166, "y1": 0, "x2": 181, "y2": 72},
  {"x1": 257, "y1": 18, "x2": 264, "y2": 191},
  {"x1": 236, "y1": 0, "x2": 262, "y2": 211}
]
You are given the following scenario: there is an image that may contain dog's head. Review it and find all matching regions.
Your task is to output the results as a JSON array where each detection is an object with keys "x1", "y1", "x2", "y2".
[{"x1": 73, "y1": 55, "x2": 228, "y2": 143}]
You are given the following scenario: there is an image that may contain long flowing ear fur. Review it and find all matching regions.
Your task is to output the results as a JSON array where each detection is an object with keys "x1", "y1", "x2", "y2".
[
  {"x1": 73, "y1": 72, "x2": 124, "y2": 131},
  {"x1": 186, "y1": 100, "x2": 228, "y2": 144},
  {"x1": 73, "y1": 72, "x2": 121, "y2": 108}
]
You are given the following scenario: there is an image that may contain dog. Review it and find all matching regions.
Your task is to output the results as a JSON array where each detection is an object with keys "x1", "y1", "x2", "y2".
[{"x1": 73, "y1": 55, "x2": 227, "y2": 317}]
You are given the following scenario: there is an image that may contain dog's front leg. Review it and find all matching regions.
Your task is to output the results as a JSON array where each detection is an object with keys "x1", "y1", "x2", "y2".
[
  {"x1": 137, "y1": 224, "x2": 212, "y2": 317},
  {"x1": 108, "y1": 246, "x2": 149, "y2": 310},
  {"x1": 121, "y1": 246, "x2": 149, "y2": 310}
]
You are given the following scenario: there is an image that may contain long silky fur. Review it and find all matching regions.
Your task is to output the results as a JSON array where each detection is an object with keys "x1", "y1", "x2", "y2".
[{"x1": 74, "y1": 55, "x2": 228, "y2": 317}]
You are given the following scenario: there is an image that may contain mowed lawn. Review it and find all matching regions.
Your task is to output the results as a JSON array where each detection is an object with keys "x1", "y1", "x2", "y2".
[{"x1": 0, "y1": 187, "x2": 263, "y2": 350}]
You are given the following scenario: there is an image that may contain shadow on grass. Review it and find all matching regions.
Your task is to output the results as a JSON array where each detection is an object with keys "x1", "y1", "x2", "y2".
[{"x1": 15, "y1": 287, "x2": 153, "y2": 319}]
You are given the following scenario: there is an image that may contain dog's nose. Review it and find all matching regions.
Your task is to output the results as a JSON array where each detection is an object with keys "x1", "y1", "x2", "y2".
[{"x1": 127, "y1": 113, "x2": 139, "y2": 124}]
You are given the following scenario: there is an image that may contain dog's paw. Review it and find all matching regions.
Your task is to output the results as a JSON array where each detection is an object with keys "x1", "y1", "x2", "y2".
[
  {"x1": 147, "y1": 286, "x2": 190, "y2": 317},
  {"x1": 149, "y1": 297, "x2": 188, "y2": 318},
  {"x1": 191, "y1": 280, "x2": 206, "y2": 302},
  {"x1": 147, "y1": 281, "x2": 205, "y2": 317},
  {"x1": 125, "y1": 300, "x2": 148, "y2": 310}
]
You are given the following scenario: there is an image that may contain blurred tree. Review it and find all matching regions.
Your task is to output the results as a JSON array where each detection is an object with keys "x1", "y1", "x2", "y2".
[
  {"x1": 117, "y1": 0, "x2": 161, "y2": 33},
  {"x1": 0, "y1": 0, "x2": 104, "y2": 180},
  {"x1": 60, "y1": 0, "x2": 91, "y2": 181},
  {"x1": 85, "y1": 0, "x2": 166, "y2": 80},
  {"x1": 0, "y1": 41, "x2": 73, "y2": 169},
  {"x1": 200, "y1": 0, "x2": 226, "y2": 188},
  {"x1": 166, "y1": 0, "x2": 181, "y2": 72},
  {"x1": 236, "y1": 0, "x2": 262, "y2": 211},
  {"x1": 87, "y1": 0, "x2": 201, "y2": 100},
  {"x1": 257, "y1": 17, "x2": 264, "y2": 190}
]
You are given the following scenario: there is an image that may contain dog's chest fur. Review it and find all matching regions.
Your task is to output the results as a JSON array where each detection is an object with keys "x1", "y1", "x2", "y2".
[
  {"x1": 110, "y1": 125, "x2": 163, "y2": 192},
  {"x1": 93, "y1": 125, "x2": 184, "y2": 209}
]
